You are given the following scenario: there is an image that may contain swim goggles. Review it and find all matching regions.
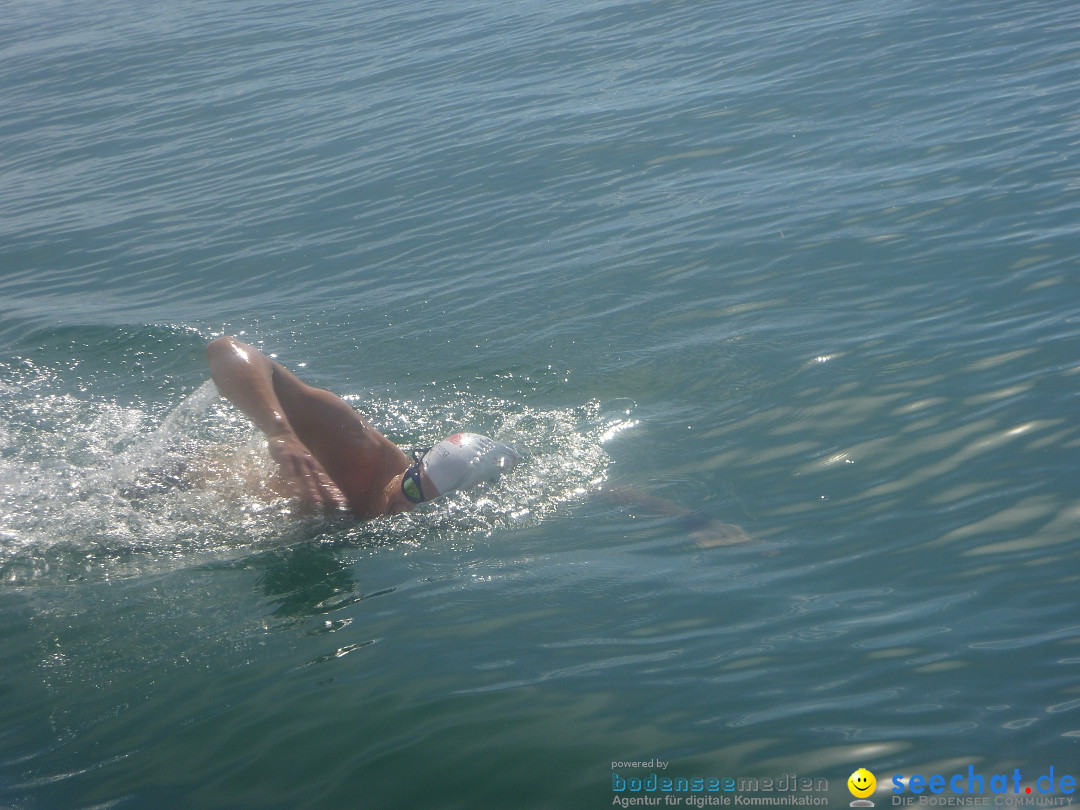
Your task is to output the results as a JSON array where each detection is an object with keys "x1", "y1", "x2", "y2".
[{"x1": 401, "y1": 447, "x2": 431, "y2": 504}]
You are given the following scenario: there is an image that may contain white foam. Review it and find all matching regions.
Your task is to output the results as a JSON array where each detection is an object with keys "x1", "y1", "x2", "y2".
[{"x1": 0, "y1": 368, "x2": 637, "y2": 584}]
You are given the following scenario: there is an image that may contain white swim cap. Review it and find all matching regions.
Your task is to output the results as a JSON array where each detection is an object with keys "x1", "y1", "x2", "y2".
[{"x1": 422, "y1": 432, "x2": 519, "y2": 498}]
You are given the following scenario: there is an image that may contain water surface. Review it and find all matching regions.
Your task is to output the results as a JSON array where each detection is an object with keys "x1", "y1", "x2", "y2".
[{"x1": 2, "y1": 0, "x2": 1079, "y2": 807}]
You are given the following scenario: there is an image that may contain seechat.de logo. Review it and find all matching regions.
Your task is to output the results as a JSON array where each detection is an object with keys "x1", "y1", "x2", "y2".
[{"x1": 890, "y1": 766, "x2": 1077, "y2": 797}]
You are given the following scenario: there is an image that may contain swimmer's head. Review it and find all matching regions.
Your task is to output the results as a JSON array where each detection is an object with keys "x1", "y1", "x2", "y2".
[{"x1": 401, "y1": 432, "x2": 518, "y2": 504}]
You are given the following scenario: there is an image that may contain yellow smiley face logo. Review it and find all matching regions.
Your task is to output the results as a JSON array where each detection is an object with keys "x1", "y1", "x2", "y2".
[{"x1": 848, "y1": 768, "x2": 877, "y2": 798}]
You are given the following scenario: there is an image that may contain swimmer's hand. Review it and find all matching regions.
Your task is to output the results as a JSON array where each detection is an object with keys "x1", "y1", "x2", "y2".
[
  {"x1": 690, "y1": 520, "x2": 751, "y2": 548},
  {"x1": 595, "y1": 486, "x2": 751, "y2": 549},
  {"x1": 268, "y1": 435, "x2": 346, "y2": 509}
]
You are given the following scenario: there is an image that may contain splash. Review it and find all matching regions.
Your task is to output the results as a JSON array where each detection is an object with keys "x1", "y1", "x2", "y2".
[
  {"x1": 334, "y1": 393, "x2": 637, "y2": 543},
  {"x1": 0, "y1": 374, "x2": 292, "y2": 586},
  {"x1": 0, "y1": 360, "x2": 638, "y2": 585}
]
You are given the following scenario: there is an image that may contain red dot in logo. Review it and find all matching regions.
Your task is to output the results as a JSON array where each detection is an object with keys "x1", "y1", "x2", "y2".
[{"x1": 1026, "y1": 788, "x2": 1032, "y2": 794}]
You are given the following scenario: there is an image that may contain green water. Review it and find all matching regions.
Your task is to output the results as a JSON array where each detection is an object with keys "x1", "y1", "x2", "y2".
[{"x1": 2, "y1": 0, "x2": 1080, "y2": 807}]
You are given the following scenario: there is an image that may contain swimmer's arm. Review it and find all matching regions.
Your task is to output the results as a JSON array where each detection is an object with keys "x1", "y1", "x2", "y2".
[
  {"x1": 206, "y1": 336, "x2": 344, "y2": 508},
  {"x1": 207, "y1": 337, "x2": 292, "y2": 438},
  {"x1": 594, "y1": 486, "x2": 750, "y2": 548}
]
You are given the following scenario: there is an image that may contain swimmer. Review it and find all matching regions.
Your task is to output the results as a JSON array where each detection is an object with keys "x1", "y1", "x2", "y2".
[{"x1": 206, "y1": 336, "x2": 518, "y2": 518}]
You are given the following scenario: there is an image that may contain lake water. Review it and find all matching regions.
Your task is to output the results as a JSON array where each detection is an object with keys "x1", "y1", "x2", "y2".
[{"x1": 2, "y1": 0, "x2": 1079, "y2": 808}]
